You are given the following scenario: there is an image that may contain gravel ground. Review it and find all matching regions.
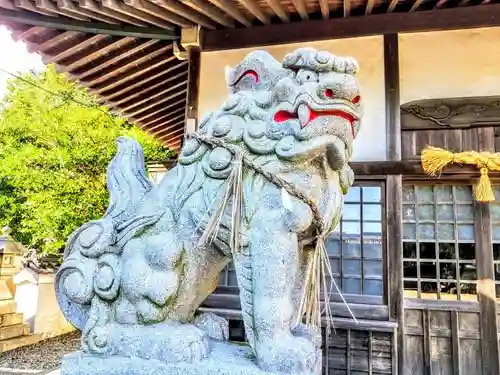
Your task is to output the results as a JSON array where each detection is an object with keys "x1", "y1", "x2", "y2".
[{"x1": 0, "y1": 331, "x2": 80, "y2": 372}]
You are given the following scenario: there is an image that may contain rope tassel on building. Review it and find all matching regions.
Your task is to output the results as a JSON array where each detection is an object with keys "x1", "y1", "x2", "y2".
[{"x1": 421, "y1": 146, "x2": 500, "y2": 202}]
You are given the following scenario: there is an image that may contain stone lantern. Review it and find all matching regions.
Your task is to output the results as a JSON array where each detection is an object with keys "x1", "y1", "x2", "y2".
[{"x1": 0, "y1": 227, "x2": 24, "y2": 299}]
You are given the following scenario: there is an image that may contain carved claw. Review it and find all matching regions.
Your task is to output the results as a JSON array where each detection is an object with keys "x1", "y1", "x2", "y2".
[
  {"x1": 292, "y1": 323, "x2": 322, "y2": 349},
  {"x1": 193, "y1": 312, "x2": 229, "y2": 341},
  {"x1": 256, "y1": 333, "x2": 321, "y2": 374}
]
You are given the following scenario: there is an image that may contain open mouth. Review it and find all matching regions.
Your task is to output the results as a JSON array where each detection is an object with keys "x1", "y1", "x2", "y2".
[{"x1": 274, "y1": 103, "x2": 357, "y2": 138}]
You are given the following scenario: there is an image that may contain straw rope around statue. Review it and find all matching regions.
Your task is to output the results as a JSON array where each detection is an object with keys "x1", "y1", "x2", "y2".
[
  {"x1": 421, "y1": 146, "x2": 500, "y2": 202},
  {"x1": 191, "y1": 133, "x2": 357, "y2": 331}
]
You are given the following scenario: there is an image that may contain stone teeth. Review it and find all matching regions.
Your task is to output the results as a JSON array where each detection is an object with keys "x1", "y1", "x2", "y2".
[{"x1": 297, "y1": 104, "x2": 310, "y2": 128}]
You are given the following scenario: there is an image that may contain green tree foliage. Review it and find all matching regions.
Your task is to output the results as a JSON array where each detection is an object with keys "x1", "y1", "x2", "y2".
[{"x1": 0, "y1": 66, "x2": 175, "y2": 255}]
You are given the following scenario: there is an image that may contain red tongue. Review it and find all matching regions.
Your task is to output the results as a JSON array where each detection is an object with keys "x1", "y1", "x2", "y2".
[{"x1": 274, "y1": 111, "x2": 297, "y2": 122}]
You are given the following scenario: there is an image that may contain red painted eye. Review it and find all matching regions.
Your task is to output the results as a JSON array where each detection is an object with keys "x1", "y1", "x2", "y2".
[
  {"x1": 352, "y1": 95, "x2": 361, "y2": 104},
  {"x1": 324, "y1": 89, "x2": 334, "y2": 98}
]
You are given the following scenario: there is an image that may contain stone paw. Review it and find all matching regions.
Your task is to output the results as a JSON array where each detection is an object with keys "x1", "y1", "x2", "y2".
[
  {"x1": 292, "y1": 323, "x2": 322, "y2": 349},
  {"x1": 193, "y1": 312, "x2": 229, "y2": 341},
  {"x1": 256, "y1": 333, "x2": 320, "y2": 374},
  {"x1": 106, "y1": 321, "x2": 211, "y2": 364}
]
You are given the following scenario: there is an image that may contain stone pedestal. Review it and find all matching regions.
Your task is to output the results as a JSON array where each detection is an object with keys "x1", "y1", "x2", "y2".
[{"x1": 61, "y1": 340, "x2": 319, "y2": 375}]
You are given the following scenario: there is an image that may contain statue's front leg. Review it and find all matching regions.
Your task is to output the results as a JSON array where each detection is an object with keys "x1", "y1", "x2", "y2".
[{"x1": 247, "y1": 213, "x2": 320, "y2": 374}]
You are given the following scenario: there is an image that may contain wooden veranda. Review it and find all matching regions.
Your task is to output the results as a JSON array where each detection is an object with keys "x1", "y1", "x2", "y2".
[{"x1": 2, "y1": 1, "x2": 500, "y2": 374}]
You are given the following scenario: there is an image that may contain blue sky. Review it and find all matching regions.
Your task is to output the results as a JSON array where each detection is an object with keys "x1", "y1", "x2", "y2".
[{"x1": 0, "y1": 25, "x2": 45, "y2": 100}]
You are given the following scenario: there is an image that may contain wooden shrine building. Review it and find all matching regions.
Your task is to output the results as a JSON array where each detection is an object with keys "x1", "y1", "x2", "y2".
[{"x1": 2, "y1": 1, "x2": 500, "y2": 374}]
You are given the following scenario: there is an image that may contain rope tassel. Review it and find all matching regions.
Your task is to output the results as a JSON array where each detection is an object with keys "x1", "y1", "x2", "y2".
[{"x1": 421, "y1": 146, "x2": 500, "y2": 202}]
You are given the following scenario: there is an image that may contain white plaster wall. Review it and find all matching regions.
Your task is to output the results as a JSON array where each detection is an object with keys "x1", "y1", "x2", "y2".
[
  {"x1": 199, "y1": 36, "x2": 386, "y2": 161},
  {"x1": 399, "y1": 27, "x2": 500, "y2": 104}
]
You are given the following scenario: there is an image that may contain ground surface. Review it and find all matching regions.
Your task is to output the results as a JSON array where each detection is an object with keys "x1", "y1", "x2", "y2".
[{"x1": 0, "y1": 331, "x2": 80, "y2": 372}]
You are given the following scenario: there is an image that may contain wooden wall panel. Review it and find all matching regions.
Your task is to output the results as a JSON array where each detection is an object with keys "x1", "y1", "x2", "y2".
[{"x1": 403, "y1": 308, "x2": 483, "y2": 375}]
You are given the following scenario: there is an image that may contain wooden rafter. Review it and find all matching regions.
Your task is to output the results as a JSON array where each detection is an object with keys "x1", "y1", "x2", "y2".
[
  {"x1": 409, "y1": 0, "x2": 424, "y2": 11},
  {"x1": 0, "y1": 8, "x2": 179, "y2": 38},
  {"x1": 14, "y1": 0, "x2": 57, "y2": 16},
  {"x1": 132, "y1": 97, "x2": 186, "y2": 124},
  {"x1": 365, "y1": 0, "x2": 375, "y2": 14},
  {"x1": 344, "y1": 0, "x2": 350, "y2": 17},
  {"x1": 35, "y1": 0, "x2": 89, "y2": 21},
  {"x1": 207, "y1": 0, "x2": 251, "y2": 26},
  {"x1": 264, "y1": 0, "x2": 289, "y2": 22},
  {"x1": 152, "y1": 0, "x2": 217, "y2": 29},
  {"x1": 140, "y1": 107, "x2": 186, "y2": 129},
  {"x1": 61, "y1": 37, "x2": 136, "y2": 72},
  {"x1": 292, "y1": 0, "x2": 309, "y2": 20},
  {"x1": 125, "y1": 88, "x2": 187, "y2": 118},
  {"x1": 36, "y1": 30, "x2": 83, "y2": 53},
  {"x1": 92, "y1": 53, "x2": 175, "y2": 96},
  {"x1": 101, "y1": 0, "x2": 175, "y2": 29},
  {"x1": 110, "y1": 70, "x2": 188, "y2": 107},
  {"x1": 43, "y1": 34, "x2": 109, "y2": 64},
  {"x1": 119, "y1": 80, "x2": 187, "y2": 113},
  {"x1": 180, "y1": 0, "x2": 234, "y2": 27},
  {"x1": 77, "y1": 39, "x2": 164, "y2": 81},
  {"x1": 79, "y1": 0, "x2": 148, "y2": 27},
  {"x1": 148, "y1": 113, "x2": 185, "y2": 133},
  {"x1": 58, "y1": 0, "x2": 118, "y2": 24},
  {"x1": 238, "y1": 0, "x2": 270, "y2": 24},
  {"x1": 387, "y1": 0, "x2": 398, "y2": 12},
  {"x1": 154, "y1": 124, "x2": 184, "y2": 138},
  {"x1": 318, "y1": 0, "x2": 330, "y2": 19},
  {"x1": 102, "y1": 60, "x2": 186, "y2": 102},
  {"x1": 124, "y1": 0, "x2": 194, "y2": 27}
]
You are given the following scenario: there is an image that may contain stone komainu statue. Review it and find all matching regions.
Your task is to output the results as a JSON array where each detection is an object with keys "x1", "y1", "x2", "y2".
[{"x1": 55, "y1": 47, "x2": 363, "y2": 375}]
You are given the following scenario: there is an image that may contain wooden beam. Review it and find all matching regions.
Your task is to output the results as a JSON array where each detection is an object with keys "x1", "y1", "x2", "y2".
[
  {"x1": 365, "y1": 0, "x2": 375, "y2": 15},
  {"x1": 110, "y1": 70, "x2": 188, "y2": 107},
  {"x1": 133, "y1": 97, "x2": 186, "y2": 124},
  {"x1": 79, "y1": 0, "x2": 148, "y2": 27},
  {"x1": 181, "y1": 0, "x2": 234, "y2": 28},
  {"x1": 152, "y1": 0, "x2": 217, "y2": 29},
  {"x1": 98, "y1": 57, "x2": 182, "y2": 101},
  {"x1": 318, "y1": 0, "x2": 330, "y2": 19},
  {"x1": 58, "y1": 0, "x2": 119, "y2": 24},
  {"x1": 124, "y1": 0, "x2": 194, "y2": 27},
  {"x1": 92, "y1": 53, "x2": 176, "y2": 96},
  {"x1": 125, "y1": 88, "x2": 187, "y2": 118},
  {"x1": 43, "y1": 34, "x2": 109, "y2": 64},
  {"x1": 343, "y1": 0, "x2": 350, "y2": 17},
  {"x1": 119, "y1": 80, "x2": 186, "y2": 113},
  {"x1": 61, "y1": 37, "x2": 135, "y2": 72},
  {"x1": 409, "y1": 0, "x2": 424, "y2": 12},
  {"x1": 265, "y1": 0, "x2": 289, "y2": 22},
  {"x1": 37, "y1": 30, "x2": 83, "y2": 53},
  {"x1": 101, "y1": 0, "x2": 175, "y2": 29},
  {"x1": 207, "y1": 0, "x2": 252, "y2": 26},
  {"x1": 148, "y1": 113, "x2": 185, "y2": 132},
  {"x1": 387, "y1": 0, "x2": 398, "y2": 12},
  {"x1": 238, "y1": 0, "x2": 270, "y2": 24},
  {"x1": 383, "y1": 33, "x2": 403, "y2": 375},
  {"x1": 183, "y1": 47, "x2": 200, "y2": 143},
  {"x1": 291, "y1": 0, "x2": 309, "y2": 20},
  {"x1": 14, "y1": 0, "x2": 57, "y2": 16},
  {"x1": 0, "y1": 8, "x2": 179, "y2": 39},
  {"x1": 202, "y1": 4, "x2": 500, "y2": 51},
  {"x1": 80, "y1": 41, "x2": 166, "y2": 83},
  {"x1": 35, "y1": 0, "x2": 90, "y2": 21}
]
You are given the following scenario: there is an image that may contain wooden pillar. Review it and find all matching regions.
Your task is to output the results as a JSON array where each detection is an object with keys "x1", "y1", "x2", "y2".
[
  {"x1": 474, "y1": 127, "x2": 500, "y2": 375},
  {"x1": 383, "y1": 33, "x2": 404, "y2": 375},
  {"x1": 180, "y1": 26, "x2": 201, "y2": 149}
]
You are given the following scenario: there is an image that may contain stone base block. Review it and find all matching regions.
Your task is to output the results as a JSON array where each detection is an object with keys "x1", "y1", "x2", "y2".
[{"x1": 61, "y1": 341, "x2": 317, "y2": 375}]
